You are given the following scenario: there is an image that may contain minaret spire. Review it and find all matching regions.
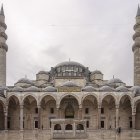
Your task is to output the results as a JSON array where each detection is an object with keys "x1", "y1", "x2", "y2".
[{"x1": 0, "y1": 4, "x2": 4, "y2": 16}]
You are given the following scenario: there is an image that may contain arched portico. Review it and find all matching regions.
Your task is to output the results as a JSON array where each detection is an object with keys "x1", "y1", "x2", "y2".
[
  {"x1": 0, "y1": 100, "x2": 4, "y2": 130},
  {"x1": 23, "y1": 95, "x2": 37, "y2": 130},
  {"x1": 59, "y1": 95, "x2": 79, "y2": 119},
  {"x1": 135, "y1": 99, "x2": 140, "y2": 129},
  {"x1": 119, "y1": 95, "x2": 132, "y2": 129},
  {"x1": 82, "y1": 95, "x2": 98, "y2": 129},
  {"x1": 8, "y1": 95, "x2": 20, "y2": 130},
  {"x1": 40, "y1": 95, "x2": 57, "y2": 130},
  {"x1": 101, "y1": 95, "x2": 116, "y2": 129}
]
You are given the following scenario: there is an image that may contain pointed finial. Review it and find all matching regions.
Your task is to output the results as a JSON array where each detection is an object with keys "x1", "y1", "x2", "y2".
[
  {"x1": 113, "y1": 75, "x2": 114, "y2": 79},
  {"x1": 69, "y1": 58, "x2": 71, "y2": 62},
  {"x1": 0, "y1": 4, "x2": 4, "y2": 16},
  {"x1": 136, "y1": 4, "x2": 140, "y2": 17}
]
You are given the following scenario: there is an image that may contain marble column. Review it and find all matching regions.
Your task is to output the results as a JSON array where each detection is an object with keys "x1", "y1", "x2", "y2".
[
  {"x1": 115, "y1": 105, "x2": 119, "y2": 129},
  {"x1": 98, "y1": 106, "x2": 101, "y2": 129},
  {"x1": 38, "y1": 105, "x2": 41, "y2": 129},
  {"x1": 73, "y1": 122, "x2": 76, "y2": 137},
  {"x1": 4, "y1": 105, "x2": 8, "y2": 130},
  {"x1": 20, "y1": 105, "x2": 23, "y2": 130},
  {"x1": 132, "y1": 113, "x2": 136, "y2": 129},
  {"x1": 4, "y1": 111, "x2": 7, "y2": 130},
  {"x1": 56, "y1": 108, "x2": 60, "y2": 118},
  {"x1": 78, "y1": 108, "x2": 82, "y2": 120}
]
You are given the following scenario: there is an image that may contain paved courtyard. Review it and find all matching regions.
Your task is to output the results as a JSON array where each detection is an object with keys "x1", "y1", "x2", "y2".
[{"x1": 0, "y1": 130, "x2": 140, "y2": 140}]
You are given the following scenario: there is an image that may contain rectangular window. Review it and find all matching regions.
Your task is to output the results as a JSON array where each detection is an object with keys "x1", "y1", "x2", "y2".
[
  {"x1": 50, "y1": 108, "x2": 54, "y2": 114},
  {"x1": 130, "y1": 121, "x2": 132, "y2": 128},
  {"x1": 8, "y1": 121, "x2": 10, "y2": 129},
  {"x1": 101, "y1": 121, "x2": 104, "y2": 128},
  {"x1": 35, "y1": 121, "x2": 38, "y2": 128},
  {"x1": 23, "y1": 121, "x2": 24, "y2": 129},
  {"x1": 101, "y1": 108, "x2": 104, "y2": 114},
  {"x1": 35, "y1": 108, "x2": 38, "y2": 114},
  {"x1": 50, "y1": 121, "x2": 51, "y2": 128},
  {"x1": 85, "y1": 108, "x2": 89, "y2": 114},
  {"x1": 86, "y1": 121, "x2": 89, "y2": 128}
]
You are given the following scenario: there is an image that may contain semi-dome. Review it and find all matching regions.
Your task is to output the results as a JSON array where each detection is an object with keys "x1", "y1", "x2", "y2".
[
  {"x1": 82, "y1": 86, "x2": 97, "y2": 92},
  {"x1": 116, "y1": 86, "x2": 129, "y2": 92},
  {"x1": 12, "y1": 86, "x2": 24, "y2": 92},
  {"x1": 108, "y1": 78, "x2": 123, "y2": 84},
  {"x1": 100, "y1": 86, "x2": 115, "y2": 92},
  {"x1": 17, "y1": 78, "x2": 33, "y2": 85},
  {"x1": 25, "y1": 86, "x2": 40, "y2": 92},
  {"x1": 55, "y1": 61, "x2": 85, "y2": 68},
  {"x1": 42, "y1": 86, "x2": 57, "y2": 92},
  {"x1": 91, "y1": 70, "x2": 102, "y2": 74},
  {"x1": 130, "y1": 86, "x2": 140, "y2": 96},
  {"x1": 62, "y1": 81, "x2": 78, "y2": 87}
]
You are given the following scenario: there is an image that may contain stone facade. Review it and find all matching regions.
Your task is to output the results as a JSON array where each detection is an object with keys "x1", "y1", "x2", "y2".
[{"x1": 0, "y1": 4, "x2": 140, "y2": 140}]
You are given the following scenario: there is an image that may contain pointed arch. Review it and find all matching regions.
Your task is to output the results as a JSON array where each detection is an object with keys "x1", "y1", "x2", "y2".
[
  {"x1": 101, "y1": 93, "x2": 117, "y2": 106},
  {"x1": 39, "y1": 93, "x2": 57, "y2": 106},
  {"x1": 22, "y1": 94, "x2": 38, "y2": 105},
  {"x1": 58, "y1": 93, "x2": 80, "y2": 108}
]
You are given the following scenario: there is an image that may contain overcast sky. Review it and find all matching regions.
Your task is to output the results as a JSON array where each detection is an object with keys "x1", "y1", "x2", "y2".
[{"x1": 1, "y1": 0, "x2": 139, "y2": 86}]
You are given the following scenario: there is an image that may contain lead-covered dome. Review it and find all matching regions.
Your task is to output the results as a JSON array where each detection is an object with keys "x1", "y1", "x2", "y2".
[
  {"x1": 108, "y1": 78, "x2": 123, "y2": 84},
  {"x1": 116, "y1": 86, "x2": 129, "y2": 92},
  {"x1": 130, "y1": 86, "x2": 140, "y2": 97},
  {"x1": 61, "y1": 81, "x2": 78, "y2": 87},
  {"x1": 55, "y1": 61, "x2": 85, "y2": 68},
  {"x1": 91, "y1": 70, "x2": 102, "y2": 74},
  {"x1": 25, "y1": 86, "x2": 40, "y2": 92},
  {"x1": 12, "y1": 86, "x2": 24, "y2": 92},
  {"x1": 100, "y1": 86, "x2": 115, "y2": 92},
  {"x1": 17, "y1": 78, "x2": 33, "y2": 84},
  {"x1": 42, "y1": 86, "x2": 57, "y2": 92},
  {"x1": 15, "y1": 78, "x2": 34, "y2": 88},
  {"x1": 54, "y1": 61, "x2": 87, "y2": 77},
  {"x1": 82, "y1": 86, "x2": 97, "y2": 92}
]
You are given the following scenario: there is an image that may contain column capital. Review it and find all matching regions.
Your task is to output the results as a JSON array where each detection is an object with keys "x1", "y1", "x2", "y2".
[
  {"x1": 132, "y1": 113, "x2": 136, "y2": 116},
  {"x1": 37, "y1": 105, "x2": 41, "y2": 108},
  {"x1": 98, "y1": 105, "x2": 101, "y2": 109},
  {"x1": 115, "y1": 105, "x2": 119, "y2": 109},
  {"x1": 20, "y1": 105, "x2": 24, "y2": 109}
]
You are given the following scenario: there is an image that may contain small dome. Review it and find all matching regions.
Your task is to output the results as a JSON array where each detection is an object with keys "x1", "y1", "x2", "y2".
[
  {"x1": 100, "y1": 86, "x2": 115, "y2": 92},
  {"x1": 38, "y1": 71, "x2": 49, "y2": 74},
  {"x1": 82, "y1": 86, "x2": 97, "y2": 92},
  {"x1": 55, "y1": 61, "x2": 85, "y2": 68},
  {"x1": 12, "y1": 86, "x2": 24, "y2": 92},
  {"x1": 42, "y1": 86, "x2": 57, "y2": 92},
  {"x1": 108, "y1": 78, "x2": 123, "y2": 84},
  {"x1": 62, "y1": 81, "x2": 78, "y2": 87},
  {"x1": 25, "y1": 86, "x2": 40, "y2": 92},
  {"x1": 91, "y1": 70, "x2": 102, "y2": 74},
  {"x1": 116, "y1": 86, "x2": 129, "y2": 92},
  {"x1": 17, "y1": 78, "x2": 33, "y2": 85},
  {"x1": 130, "y1": 86, "x2": 140, "y2": 97}
]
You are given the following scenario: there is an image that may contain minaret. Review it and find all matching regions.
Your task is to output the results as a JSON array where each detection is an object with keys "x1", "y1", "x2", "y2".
[{"x1": 0, "y1": 4, "x2": 8, "y2": 87}]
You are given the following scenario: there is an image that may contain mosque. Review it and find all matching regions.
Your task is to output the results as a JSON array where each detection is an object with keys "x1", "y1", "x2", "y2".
[{"x1": 0, "y1": 4, "x2": 140, "y2": 139}]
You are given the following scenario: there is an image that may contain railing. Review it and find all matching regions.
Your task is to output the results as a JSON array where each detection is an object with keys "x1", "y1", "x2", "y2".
[{"x1": 52, "y1": 130, "x2": 87, "y2": 139}]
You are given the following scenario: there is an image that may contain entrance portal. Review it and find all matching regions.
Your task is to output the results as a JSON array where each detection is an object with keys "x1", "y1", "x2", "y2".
[{"x1": 65, "y1": 103, "x2": 74, "y2": 118}]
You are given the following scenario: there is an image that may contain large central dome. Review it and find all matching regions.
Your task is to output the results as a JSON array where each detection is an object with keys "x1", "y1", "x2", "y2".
[
  {"x1": 54, "y1": 61, "x2": 87, "y2": 78},
  {"x1": 55, "y1": 61, "x2": 85, "y2": 68}
]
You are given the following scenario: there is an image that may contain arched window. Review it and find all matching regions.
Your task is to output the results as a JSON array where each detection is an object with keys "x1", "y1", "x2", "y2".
[
  {"x1": 77, "y1": 124, "x2": 84, "y2": 130},
  {"x1": 65, "y1": 124, "x2": 73, "y2": 130},
  {"x1": 54, "y1": 124, "x2": 61, "y2": 130}
]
